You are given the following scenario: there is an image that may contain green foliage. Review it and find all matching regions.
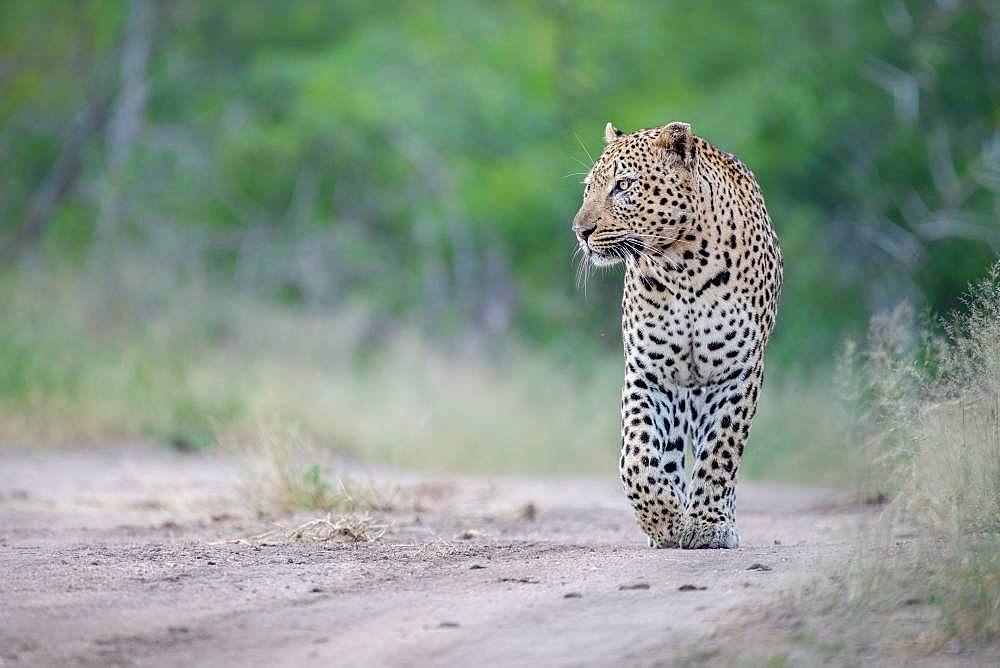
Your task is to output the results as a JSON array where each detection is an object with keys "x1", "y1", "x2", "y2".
[{"x1": 2, "y1": 1, "x2": 996, "y2": 364}]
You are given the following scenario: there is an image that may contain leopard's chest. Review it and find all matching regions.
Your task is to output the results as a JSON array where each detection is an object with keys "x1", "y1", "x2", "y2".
[{"x1": 622, "y1": 274, "x2": 755, "y2": 389}]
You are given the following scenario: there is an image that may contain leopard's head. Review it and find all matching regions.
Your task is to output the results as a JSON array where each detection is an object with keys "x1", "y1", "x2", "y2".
[{"x1": 572, "y1": 121, "x2": 697, "y2": 267}]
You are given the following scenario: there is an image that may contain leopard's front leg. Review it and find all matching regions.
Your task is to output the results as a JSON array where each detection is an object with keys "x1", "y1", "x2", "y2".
[
  {"x1": 680, "y1": 365, "x2": 763, "y2": 549},
  {"x1": 619, "y1": 383, "x2": 688, "y2": 548}
]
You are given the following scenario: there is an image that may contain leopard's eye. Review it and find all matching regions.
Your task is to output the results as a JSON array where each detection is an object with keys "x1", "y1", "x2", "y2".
[{"x1": 616, "y1": 179, "x2": 631, "y2": 192}]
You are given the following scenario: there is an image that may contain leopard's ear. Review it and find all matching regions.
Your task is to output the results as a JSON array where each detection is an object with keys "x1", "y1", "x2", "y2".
[
  {"x1": 604, "y1": 121, "x2": 624, "y2": 143},
  {"x1": 655, "y1": 121, "x2": 694, "y2": 167}
]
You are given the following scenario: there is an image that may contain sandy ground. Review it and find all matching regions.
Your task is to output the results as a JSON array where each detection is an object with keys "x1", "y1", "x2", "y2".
[{"x1": 0, "y1": 445, "x2": 945, "y2": 667}]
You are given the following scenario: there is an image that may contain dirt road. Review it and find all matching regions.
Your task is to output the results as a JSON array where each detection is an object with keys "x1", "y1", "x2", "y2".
[{"x1": 0, "y1": 446, "x2": 861, "y2": 667}]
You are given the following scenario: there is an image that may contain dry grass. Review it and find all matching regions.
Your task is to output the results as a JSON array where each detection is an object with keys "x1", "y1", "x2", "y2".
[
  {"x1": 216, "y1": 513, "x2": 390, "y2": 546},
  {"x1": 791, "y1": 262, "x2": 1000, "y2": 657},
  {"x1": 0, "y1": 264, "x2": 623, "y2": 473},
  {"x1": 232, "y1": 427, "x2": 400, "y2": 517}
]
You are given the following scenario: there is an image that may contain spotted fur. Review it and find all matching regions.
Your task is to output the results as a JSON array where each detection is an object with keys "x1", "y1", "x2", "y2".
[{"x1": 572, "y1": 121, "x2": 783, "y2": 549}]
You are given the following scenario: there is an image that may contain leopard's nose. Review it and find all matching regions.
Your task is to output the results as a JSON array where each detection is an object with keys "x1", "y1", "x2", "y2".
[{"x1": 573, "y1": 223, "x2": 596, "y2": 242}]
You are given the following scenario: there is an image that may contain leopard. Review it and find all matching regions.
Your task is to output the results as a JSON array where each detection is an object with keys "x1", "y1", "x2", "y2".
[{"x1": 571, "y1": 120, "x2": 782, "y2": 549}]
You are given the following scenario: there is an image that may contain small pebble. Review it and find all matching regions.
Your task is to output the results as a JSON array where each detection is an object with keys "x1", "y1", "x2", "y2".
[{"x1": 618, "y1": 582, "x2": 650, "y2": 591}]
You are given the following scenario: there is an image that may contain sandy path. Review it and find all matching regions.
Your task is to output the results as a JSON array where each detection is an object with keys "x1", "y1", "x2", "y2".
[{"x1": 0, "y1": 446, "x2": 860, "y2": 667}]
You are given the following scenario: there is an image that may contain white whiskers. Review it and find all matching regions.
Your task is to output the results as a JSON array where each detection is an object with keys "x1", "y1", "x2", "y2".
[{"x1": 573, "y1": 131, "x2": 595, "y2": 166}]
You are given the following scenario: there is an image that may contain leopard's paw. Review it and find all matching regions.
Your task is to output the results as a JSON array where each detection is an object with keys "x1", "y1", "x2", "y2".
[
  {"x1": 647, "y1": 533, "x2": 679, "y2": 549},
  {"x1": 678, "y1": 517, "x2": 740, "y2": 549}
]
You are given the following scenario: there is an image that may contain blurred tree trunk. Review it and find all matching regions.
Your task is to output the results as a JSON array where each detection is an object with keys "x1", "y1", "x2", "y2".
[
  {"x1": 7, "y1": 93, "x2": 115, "y2": 260},
  {"x1": 98, "y1": 0, "x2": 158, "y2": 238},
  {"x1": 395, "y1": 133, "x2": 515, "y2": 339},
  {"x1": 109, "y1": 0, "x2": 157, "y2": 168}
]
